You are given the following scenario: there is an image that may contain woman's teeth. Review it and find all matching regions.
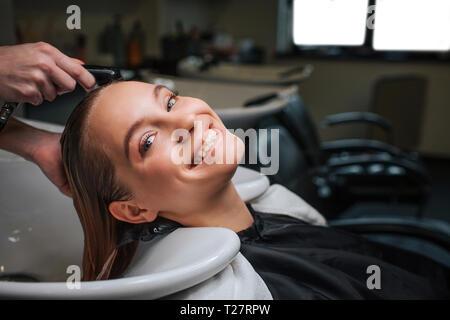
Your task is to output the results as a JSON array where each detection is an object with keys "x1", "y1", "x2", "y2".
[{"x1": 199, "y1": 129, "x2": 217, "y2": 159}]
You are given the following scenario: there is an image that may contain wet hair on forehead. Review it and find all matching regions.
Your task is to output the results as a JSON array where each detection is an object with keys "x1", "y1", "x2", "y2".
[
  {"x1": 80, "y1": 81, "x2": 124, "y2": 160},
  {"x1": 82, "y1": 83, "x2": 114, "y2": 141},
  {"x1": 81, "y1": 81, "x2": 133, "y2": 190}
]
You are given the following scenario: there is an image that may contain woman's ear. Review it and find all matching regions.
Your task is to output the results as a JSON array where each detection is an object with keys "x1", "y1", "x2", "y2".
[{"x1": 108, "y1": 200, "x2": 157, "y2": 224}]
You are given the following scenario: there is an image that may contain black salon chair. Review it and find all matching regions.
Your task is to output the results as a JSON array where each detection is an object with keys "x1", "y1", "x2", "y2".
[
  {"x1": 243, "y1": 92, "x2": 430, "y2": 219},
  {"x1": 329, "y1": 216, "x2": 450, "y2": 268},
  {"x1": 242, "y1": 94, "x2": 449, "y2": 269}
]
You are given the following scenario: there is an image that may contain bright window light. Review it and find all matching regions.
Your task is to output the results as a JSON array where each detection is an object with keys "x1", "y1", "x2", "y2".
[
  {"x1": 293, "y1": 0, "x2": 369, "y2": 46},
  {"x1": 373, "y1": 0, "x2": 450, "y2": 51}
]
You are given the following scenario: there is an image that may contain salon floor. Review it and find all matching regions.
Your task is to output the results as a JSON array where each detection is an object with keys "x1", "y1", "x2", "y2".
[{"x1": 340, "y1": 157, "x2": 450, "y2": 224}]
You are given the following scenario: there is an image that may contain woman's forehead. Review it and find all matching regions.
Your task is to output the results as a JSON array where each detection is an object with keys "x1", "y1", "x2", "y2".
[
  {"x1": 87, "y1": 81, "x2": 157, "y2": 146},
  {"x1": 97, "y1": 81, "x2": 156, "y2": 105},
  {"x1": 90, "y1": 81, "x2": 155, "y2": 121}
]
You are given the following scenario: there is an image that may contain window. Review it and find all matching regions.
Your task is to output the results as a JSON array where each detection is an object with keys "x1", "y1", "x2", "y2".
[
  {"x1": 373, "y1": 0, "x2": 450, "y2": 51},
  {"x1": 293, "y1": 0, "x2": 369, "y2": 46}
]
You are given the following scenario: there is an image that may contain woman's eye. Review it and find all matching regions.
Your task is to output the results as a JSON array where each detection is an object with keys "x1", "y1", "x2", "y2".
[
  {"x1": 167, "y1": 95, "x2": 177, "y2": 112},
  {"x1": 143, "y1": 135, "x2": 155, "y2": 153}
]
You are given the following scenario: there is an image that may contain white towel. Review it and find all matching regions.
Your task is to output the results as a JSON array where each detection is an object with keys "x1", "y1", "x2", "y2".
[
  {"x1": 165, "y1": 253, "x2": 273, "y2": 300},
  {"x1": 249, "y1": 184, "x2": 327, "y2": 226}
]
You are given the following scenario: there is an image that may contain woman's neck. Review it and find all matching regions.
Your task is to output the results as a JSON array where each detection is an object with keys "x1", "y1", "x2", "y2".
[{"x1": 162, "y1": 181, "x2": 254, "y2": 233}]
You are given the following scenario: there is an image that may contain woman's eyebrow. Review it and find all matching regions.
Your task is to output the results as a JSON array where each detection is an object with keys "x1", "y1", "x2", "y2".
[
  {"x1": 123, "y1": 85, "x2": 167, "y2": 161},
  {"x1": 124, "y1": 119, "x2": 144, "y2": 161},
  {"x1": 153, "y1": 84, "x2": 167, "y2": 99}
]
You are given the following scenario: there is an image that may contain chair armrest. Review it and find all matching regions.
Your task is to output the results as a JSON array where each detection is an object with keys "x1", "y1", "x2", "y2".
[
  {"x1": 321, "y1": 112, "x2": 392, "y2": 143},
  {"x1": 243, "y1": 92, "x2": 278, "y2": 107},
  {"x1": 321, "y1": 139, "x2": 405, "y2": 157},
  {"x1": 326, "y1": 153, "x2": 430, "y2": 183},
  {"x1": 328, "y1": 217, "x2": 450, "y2": 250},
  {"x1": 321, "y1": 112, "x2": 392, "y2": 130}
]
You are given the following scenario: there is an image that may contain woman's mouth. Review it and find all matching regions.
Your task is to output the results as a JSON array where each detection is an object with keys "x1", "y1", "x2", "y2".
[
  {"x1": 189, "y1": 127, "x2": 220, "y2": 170},
  {"x1": 200, "y1": 129, "x2": 217, "y2": 159}
]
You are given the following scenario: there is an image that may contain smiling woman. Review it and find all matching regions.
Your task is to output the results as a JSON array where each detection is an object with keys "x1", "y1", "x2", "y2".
[{"x1": 60, "y1": 80, "x2": 251, "y2": 281}]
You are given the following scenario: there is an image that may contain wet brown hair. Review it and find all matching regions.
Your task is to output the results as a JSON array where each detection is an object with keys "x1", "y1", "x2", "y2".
[{"x1": 60, "y1": 83, "x2": 138, "y2": 281}]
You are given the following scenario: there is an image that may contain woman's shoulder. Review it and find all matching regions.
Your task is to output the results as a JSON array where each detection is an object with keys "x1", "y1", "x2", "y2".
[
  {"x1": 233, "y1": 167, "x2": 326, "y2": 226},
  {"x1": 247, "y1": 184, "x2": 327, "y2": 227}
]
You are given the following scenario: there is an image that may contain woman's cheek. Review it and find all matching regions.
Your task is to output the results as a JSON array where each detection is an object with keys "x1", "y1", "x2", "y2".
[
  {"x1": 137, "y1": 163, "x2": 176, "y2": 202},
  {"x1": 222, "y1": 131, "x2": 245, "y2": 165},
  {"x1": 147, "y1": 152, "x2": 175, "y2": 178},
  {"x1": 234, "y1": 135, "x2": 245, "y2": 161}
]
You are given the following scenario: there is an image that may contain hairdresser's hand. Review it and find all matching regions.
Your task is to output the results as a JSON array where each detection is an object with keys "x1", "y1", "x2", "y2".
[
  {"x1": 0, "y1": 118, "x2": 70, "y2": 196},
  {"x1": 30, "y1": 131, "x2": 71, "y2": 197},
  {"x1": 0, "y1": 42, "x2": 95, "y2": 105}
]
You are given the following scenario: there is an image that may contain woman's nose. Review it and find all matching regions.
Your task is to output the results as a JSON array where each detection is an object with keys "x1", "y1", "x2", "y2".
[
  {"x1": 168, "y1": 108, "x2": 197, "y2": 132},
  {"x1": 167, "y1": 98, "x2": 208, "y2": 132}
]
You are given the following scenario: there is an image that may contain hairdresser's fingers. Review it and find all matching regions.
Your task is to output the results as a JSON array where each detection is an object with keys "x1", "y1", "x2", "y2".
[
  {"x1": 23, "y1": 83, "x2": 44, "y2": 106},
  {"x1": 48, "y1": 62, "x2": 77, "y2": 95},
  {"x1": 33, "y1": 71, "x2": 57, "y2": 102},
  {"x1": 51, "y1": 49, "x2": 95, "y2": 90},
  {"x1": 42, "y1": 77, "x2": 57, "y2": 102},
  {"x1": 70, "y1": 57, "x2": 85, "y2": 65},
  {"x1": 57, "y1": 58, "x2": 95, "y2": 90}
]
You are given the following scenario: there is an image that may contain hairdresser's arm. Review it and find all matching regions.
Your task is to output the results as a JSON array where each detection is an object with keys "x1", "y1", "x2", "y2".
[{"x1": 0, "y1": 117, "x2": 70, "y2": 196}]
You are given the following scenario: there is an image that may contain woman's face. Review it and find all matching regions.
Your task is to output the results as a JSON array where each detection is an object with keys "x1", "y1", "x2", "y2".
[{"x1": 87, "y1": 81, "x2": 245, "y2": 222}]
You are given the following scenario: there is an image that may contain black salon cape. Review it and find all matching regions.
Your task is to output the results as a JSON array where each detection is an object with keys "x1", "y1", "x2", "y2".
[{"x1": 237, "y1": 206, "x2": 449, "y2": 300}]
